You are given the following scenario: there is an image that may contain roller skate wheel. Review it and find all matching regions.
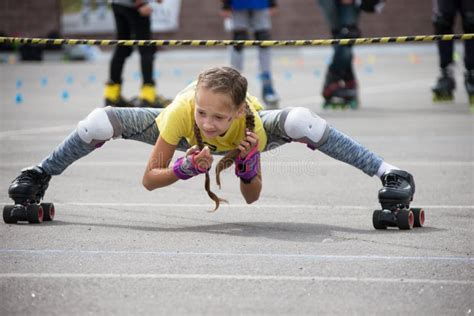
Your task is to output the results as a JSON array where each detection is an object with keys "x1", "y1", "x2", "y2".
[
  {"x1": 372, "y1": 210, "x2": 387, "y2": 230},
  {"x1": 41, "y1": 202, "x2": 55, "y2": 221},
  {"x1": 432, "y1": 93, "x2": 454, "y2": 103},
  {"x1": 3, "y1": 205, "x2": 18, "y2": 224},
  {"x1": 26, "y1": 204, "x2": 44, "y2": 224},
  {"x1": 396, "y1": 209, "x2": 414, "y2": 230},
  {"x1": 410, "y1": 208, "x2": 425, "y2": 227},
  {"x1": 349, "y1": 100, "x2": 358, "y2": 109}
]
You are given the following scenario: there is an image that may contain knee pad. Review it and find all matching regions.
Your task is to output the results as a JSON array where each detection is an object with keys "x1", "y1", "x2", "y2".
[
  {"x1": 433, "y1": 14, "x2": 454, "y2": 34},
  {"x1": 233, "y1": 30, "x2": 249, "y2": 52},
  {"x1": 280, "y1": 107, "x2": 330, "y2": 150},
  {"x1": 77, "y1": 107, "x2": 121, "y2": 146},
  {"x1": 463, "y1": 12, "x2": 474, "y2": 33}
]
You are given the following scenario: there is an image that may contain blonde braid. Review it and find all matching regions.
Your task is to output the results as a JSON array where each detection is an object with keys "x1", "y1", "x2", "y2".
[{"x1": 193, "y1": 121, "x2": 227, "y2": 211}]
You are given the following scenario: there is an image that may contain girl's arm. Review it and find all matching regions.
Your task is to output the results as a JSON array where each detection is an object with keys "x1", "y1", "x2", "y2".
[
  {"x1": 239, "y1": 162, "x2": 262, "y2": 204},
  {"x1": 142, "y1": 136, "x2": 179, "y2": 190},
  {"x1": 237, "y1": 131, "x2": 262, "y2": 204}
]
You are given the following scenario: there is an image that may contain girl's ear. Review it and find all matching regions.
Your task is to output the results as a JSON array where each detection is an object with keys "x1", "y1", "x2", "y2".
[{"x1": 235, "y1": 102, "x2": 246, "y2": 118}]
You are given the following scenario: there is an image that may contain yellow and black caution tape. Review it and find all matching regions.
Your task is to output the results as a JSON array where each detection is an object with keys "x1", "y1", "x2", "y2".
[{"x1": 0, "y1": 34, "x2": 473, "y2": 47}]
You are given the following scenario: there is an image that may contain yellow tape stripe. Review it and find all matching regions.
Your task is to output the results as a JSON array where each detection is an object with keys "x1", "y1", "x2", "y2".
[{"x1": 0, "y1": 34, "x2": 472, "y2": 47}]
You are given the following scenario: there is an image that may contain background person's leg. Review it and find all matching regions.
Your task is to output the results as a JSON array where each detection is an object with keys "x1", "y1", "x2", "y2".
[
  {"x1": 230, "y1": 10, "x2": 251, "y2": 72},
  {"x1": 106, "y1": 4, "x2": 134, "y2": 107},
  {"x1": 432, "y1": 0, "x2": 457, "y2": 101},
  {"x1": 461, "y1": 0, "x2": 474, "y2": 106}
]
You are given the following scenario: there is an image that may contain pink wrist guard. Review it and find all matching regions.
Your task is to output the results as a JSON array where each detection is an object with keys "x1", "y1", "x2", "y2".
[
  {"x1": 235, "y1": 146, "x2": 260, "y2": 183},
  {"x1": 173, "y1": 154, "x2": 208, "y2": 180}
]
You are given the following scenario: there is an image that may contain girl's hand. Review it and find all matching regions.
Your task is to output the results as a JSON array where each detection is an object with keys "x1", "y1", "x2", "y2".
[
  {"x1": 189, "y1": 145, "x2": 213, "y2": 171},
  {"x1": 185, "y1": 145, "x2": 201, "y2": 157},
  {"x1": 238, "y1": 129, "x2": 259, "y2": 158}
]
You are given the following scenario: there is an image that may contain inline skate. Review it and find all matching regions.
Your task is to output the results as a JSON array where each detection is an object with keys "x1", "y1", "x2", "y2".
[
  {"x1": 432, "y1": 67, "x2": 456, "y2": 102},
  {"x1": 465, "y1": 70, "x2": 474, "y2": 112},
  {"x1": 322, "y1": 70, "x2": 358, "y2": 110},
  {"x1": 261, "y1": 72, "x2": 280, "y2": 109}
]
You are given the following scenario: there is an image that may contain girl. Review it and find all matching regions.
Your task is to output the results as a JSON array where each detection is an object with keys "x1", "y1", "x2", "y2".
[{"x1": 5, "y1": 67, "x2": 417, "y2": 226}]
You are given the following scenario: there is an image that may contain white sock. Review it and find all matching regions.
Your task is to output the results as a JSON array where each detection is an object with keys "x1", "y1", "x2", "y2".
[{"x1": 376, "y1": 161, "x2": 400, "y2": 178}]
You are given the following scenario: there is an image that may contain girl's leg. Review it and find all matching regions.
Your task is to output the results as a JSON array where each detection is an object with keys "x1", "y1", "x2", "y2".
[
  {"x1": 39, "y1": 106, "x2": 162, "y2": 176},
  {"x1": 7, "y1": 106, "x2": 162, "y2": 208},
  {"x1": 261, "y1": 108, "x2": 382, "y2": 176},
  {"x1": 260, "y1": 108, "x2": 416, "y2": 208}
]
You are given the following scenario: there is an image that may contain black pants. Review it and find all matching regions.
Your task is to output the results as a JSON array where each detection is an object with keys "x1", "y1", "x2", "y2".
[
  {"x1": 110, "y1": 4, "x2": 155, "y2": 85},
  {"x1": 432, "y1": 0, "x2": 474, "y2": 71}
]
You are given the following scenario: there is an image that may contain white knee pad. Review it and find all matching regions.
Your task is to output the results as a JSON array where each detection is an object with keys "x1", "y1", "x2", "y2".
[
  {"x1": 282, "y1": 107, "x2": 330, "y2": 149},
  {"x1": 77, "y1": 108, "x2": 114, "y2": 145}
]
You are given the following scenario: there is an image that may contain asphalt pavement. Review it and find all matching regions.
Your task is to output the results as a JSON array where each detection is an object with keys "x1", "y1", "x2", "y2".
[{"x1": 0, "y1": 44, "x2": 473, "y2": 315}]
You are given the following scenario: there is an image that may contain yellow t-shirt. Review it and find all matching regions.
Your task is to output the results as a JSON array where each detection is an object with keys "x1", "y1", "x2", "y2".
[{"x1": 155, "y1": 83, "x2": 267, "y2": 153}]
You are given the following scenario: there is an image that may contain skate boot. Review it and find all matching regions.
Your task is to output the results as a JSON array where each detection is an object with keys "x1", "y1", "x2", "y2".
[
  {"x1": 262, "y1": 84, "x2": 280, "y2": 109},
  {"x1": 4, "y1": 166, "x2": 55, "y2": 224},
  {"x1": 133, "y1": 83, "x2": 172, "y2": 108},
  {"x1": 341, "y1": 67, "x2": 359, "y2": 109},
  {"x1": 432, "y1": 67, "x2": 456, "y2": 102},
  {"x1": 260, "y1": 71, "x2": 280, "y2": 109},
  {"x1": 342, "y1": 79, "x2": 359, "y2": 109},
  {"x1": 373, "y1": 170, "x2": 425, "y2": 230},
  {"x1": 322, "y1": 71, "x2": 356, "y2": 109},
  {"x1": 104, "y1": 81, "x2": 130, "y2": 107},
  {"x1": 464, "y1": 70, "x2": 474, "y2": 112}
]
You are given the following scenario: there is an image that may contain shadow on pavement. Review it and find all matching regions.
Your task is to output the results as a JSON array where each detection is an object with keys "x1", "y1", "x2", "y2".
[{"x1": 42, "y1": 220, "x2": 445, "y2": 242}]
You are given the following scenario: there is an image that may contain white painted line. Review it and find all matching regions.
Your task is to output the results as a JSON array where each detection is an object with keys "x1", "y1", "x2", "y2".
[
  {"x1": 0, "y1": 273, "x2": 472, "y2": 285},
  {"x1": 1, "y1": 249, "x2": 472, "y2": 263},
  {"x1": 44, "y1": 202, "x2": 474, "y2": 210},
  {"x1": 0, "y1": 202, "x2": 472, "y2": 210},
  {"x1": 0, "y1": 125, "x2": 75, "y2": 138},
  {"x1": 0, "y1": 202, "x2": 472, "y2": 209}
]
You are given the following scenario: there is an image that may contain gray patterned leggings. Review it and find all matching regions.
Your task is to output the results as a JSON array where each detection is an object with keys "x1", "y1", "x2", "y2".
[{"x1": 39, "y1": 106, "x2": 383, "y2": 177}]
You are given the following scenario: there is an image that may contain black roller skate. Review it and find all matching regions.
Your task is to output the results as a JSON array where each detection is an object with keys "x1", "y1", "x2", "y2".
[
  {"x1": 432, "y1": 67, "x2": 456, "y2": 102},
  {"x1": 464, "y1": 70, "x2": 474, "y2": 112},
  {"x1": 322, "y1": 71, "x2": 358, "y2": 110},
  {"x1": 373, "y1": 170, "x2": 425, "y2": 230},
  {"x1": 3, "y1": 166, "x2": 55, "y2": 224}
]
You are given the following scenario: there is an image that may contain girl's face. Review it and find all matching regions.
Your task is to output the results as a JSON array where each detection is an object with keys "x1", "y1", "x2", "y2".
[{"x1": 195, "y1": 86, "x2": 243, "y2": 139}]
